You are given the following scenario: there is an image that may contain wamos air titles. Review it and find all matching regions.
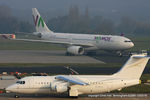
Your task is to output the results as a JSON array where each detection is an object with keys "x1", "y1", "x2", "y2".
[
  {"x1": 16, "y1": 8, "x2": 134, "y2": 55},
  {"x1": 6, "y1": 53, "x2": 150, "y2": 97}
]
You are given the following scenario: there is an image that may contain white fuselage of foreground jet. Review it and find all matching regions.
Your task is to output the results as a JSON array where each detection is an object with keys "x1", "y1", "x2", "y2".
[
  {"x1": 6, "y1": 76, "x2": 138, "y2": 94},
  {"x1": 6, "y1": 53, "x2": 150, "y2": 97}
]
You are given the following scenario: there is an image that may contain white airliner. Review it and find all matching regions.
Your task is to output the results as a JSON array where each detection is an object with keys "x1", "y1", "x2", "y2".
[
  {"x1": 6, "y1": 53, "x2": 150, "y2": 97},
  {"x1": 16, "y1": 8, "x2": 134, "y2": 55}
]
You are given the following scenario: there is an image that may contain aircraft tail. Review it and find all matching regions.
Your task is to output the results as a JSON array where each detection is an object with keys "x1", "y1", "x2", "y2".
[
  {"x1": 32, "y1": 8, "x2": 53, "y2": 33},
  {"x1": 113, "y1": 53, "x2": 150, "y2": 79}
]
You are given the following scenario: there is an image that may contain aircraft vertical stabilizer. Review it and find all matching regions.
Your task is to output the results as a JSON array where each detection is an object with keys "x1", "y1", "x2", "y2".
[
  {"x1": 32, "y1": 8, "x2": 53, "y2": 33},
  {"x1": 113, "y1": 53, "x2": 150, "y2": 79}
]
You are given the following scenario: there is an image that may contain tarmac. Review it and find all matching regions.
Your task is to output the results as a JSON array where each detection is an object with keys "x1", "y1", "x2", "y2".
[
  {"x1": 0, "y1": 50, "x2": 104, "y2": 63},
  {"x1": 0, "y1": 80, "x2": 17, "y2": 89},
  {"x1": 0, "y1": 93, "x2": 150, "y2": 100}
]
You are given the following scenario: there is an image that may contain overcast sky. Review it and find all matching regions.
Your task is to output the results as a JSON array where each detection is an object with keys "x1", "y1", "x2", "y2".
[{"x1": 0, "y1": 0, "x2": 150, "y2": 21}]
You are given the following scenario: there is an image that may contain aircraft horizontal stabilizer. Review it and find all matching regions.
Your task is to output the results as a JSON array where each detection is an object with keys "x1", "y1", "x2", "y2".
[{"x1": 132, "y1": 55, "x2": 150, "y2": 58}]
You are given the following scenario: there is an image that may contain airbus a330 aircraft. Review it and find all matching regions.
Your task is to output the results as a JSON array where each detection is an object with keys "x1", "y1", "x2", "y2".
[
  {"x1": 17, "y1": 8, "x2": 134, "y2": 55},
  {"x1": 6, "y1": 53, "x2": 150, "y2": 97}
]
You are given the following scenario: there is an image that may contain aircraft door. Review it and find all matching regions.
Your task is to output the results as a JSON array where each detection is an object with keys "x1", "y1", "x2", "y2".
[{"x1": 29, "y1": 78, "x2": 34, "y2": 89}]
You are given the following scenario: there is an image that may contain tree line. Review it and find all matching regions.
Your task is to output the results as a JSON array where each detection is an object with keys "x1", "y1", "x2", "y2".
[
  {"x1": 0, "y1": 5, "x2": 33, "y2": 33},
  {"x1": 0, "y1": 5, "x2": 150, "y2": 36}
]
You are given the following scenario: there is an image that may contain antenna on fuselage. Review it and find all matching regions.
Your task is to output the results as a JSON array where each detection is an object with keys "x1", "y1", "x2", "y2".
[{"x1": 64, "y1": 66, "x2": 79, "y2": 75}]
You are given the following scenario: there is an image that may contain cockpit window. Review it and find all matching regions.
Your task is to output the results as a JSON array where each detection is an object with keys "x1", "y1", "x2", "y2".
[
  {"x1": 124, "y1": 40, "x2": 131, "y2": 42},
  {"x1": 16, "y1": 81, "x2": 25, "y2": 84},
  {"x1": 22, "y1": 81, "x2": 25, "y2": 84}
]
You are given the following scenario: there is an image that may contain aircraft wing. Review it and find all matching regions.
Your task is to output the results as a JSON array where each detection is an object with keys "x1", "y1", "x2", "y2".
[
  {"x1": 13, "y1": 38, "x2": 94, "y2": 47},
  {"x1": 55, "y1": 75, "x2": 89, "y2": 85}
]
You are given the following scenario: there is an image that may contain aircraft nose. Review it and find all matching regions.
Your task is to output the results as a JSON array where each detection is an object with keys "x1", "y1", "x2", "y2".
[
  {"x1": 124, "y1": 41, "x2": 134, "y2": 49},
  {"x1": 130, "y1": 42, "x2": 134, "y2": 48},
  {"x1": 6, "y1": 85, "x2": 15, "y2": 93}
]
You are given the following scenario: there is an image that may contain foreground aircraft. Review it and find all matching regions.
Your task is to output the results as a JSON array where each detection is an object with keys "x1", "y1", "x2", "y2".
[
  {"x1": 16, "y1": 8, "x2": 134, "y2": 55},
  {"x1": 6, "y1": 53, "x2": 150, "y2": 97}
]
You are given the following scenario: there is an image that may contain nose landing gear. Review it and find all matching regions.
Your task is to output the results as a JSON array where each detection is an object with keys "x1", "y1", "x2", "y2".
[{"x1": 14, "y1": 94, "x2": 20, "y2": 98}]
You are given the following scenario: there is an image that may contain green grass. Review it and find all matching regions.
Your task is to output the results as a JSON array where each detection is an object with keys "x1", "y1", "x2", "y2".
[
  {"x1": 141, "y1": 74, "x2": 150, "y2": 80},
  {"x1": 0, "y1": 63, "x2": 122, "y2": 68},
  {"x1": 0, "y1": 61, "x2": 149, "y2": 69},
  {"x1": 112, "y1": 84, "x2": 150, "y2": 93},
  {"x1": 0, "y1": 39, "x2": 65, "y2": 50},
  {"x1": 129, "y1": 36, "x2": 150, "y2": 51}
]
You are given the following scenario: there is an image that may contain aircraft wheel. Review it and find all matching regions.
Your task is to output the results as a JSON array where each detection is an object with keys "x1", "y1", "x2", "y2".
[
  {"x1": 69, "y1": 96, "x2": 78, "y2": 98},
  {"x1": 14, "y1": 95, "x2": 20, "y2": 98}
]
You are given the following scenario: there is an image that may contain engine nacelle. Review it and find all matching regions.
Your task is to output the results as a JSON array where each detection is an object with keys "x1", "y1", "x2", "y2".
[
  {"x1": 50, "y1": 82, "x2": 68, "y2": 93},
  {"x1": 55, "y1": 83, "x2": 68, "y2": 93},
  {"x1": 67, "y1": 46, "x2": 84, "y2": 55}
]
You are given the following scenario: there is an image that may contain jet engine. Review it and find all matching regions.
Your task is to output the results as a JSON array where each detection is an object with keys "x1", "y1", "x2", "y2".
[
  {"x1": 50, "y1": 82, "x2": 68, "y2": 93},
  {"x1": 67, "y1": 46, "x2": 84, "y2": 55}
]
